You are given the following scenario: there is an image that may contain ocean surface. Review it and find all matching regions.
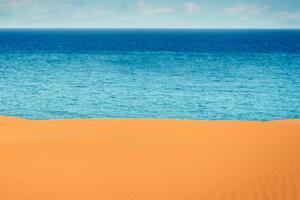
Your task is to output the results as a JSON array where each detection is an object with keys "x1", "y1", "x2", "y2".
[{"x1": 0, "y1": 29, "x2": 299, "y2": 120}]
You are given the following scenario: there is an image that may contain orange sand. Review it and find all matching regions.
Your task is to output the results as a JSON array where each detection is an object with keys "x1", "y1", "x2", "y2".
[{"x1": 0, "y1": 116, "x2": 300, "y2": 200}]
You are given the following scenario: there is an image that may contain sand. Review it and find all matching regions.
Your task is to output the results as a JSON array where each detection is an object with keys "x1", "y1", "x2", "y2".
[{"x1": 0, "y1": 116, "x2": 299, "y2": 200}]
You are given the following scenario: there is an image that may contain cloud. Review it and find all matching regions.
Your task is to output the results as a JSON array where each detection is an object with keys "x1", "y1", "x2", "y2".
[
  {"x1": 91, "y1": 5, "x2": 106, "y2": 17},
  {"x1": 224, "y1": 4, "x2": 271, "y2": 15},
  {"x1": 279, "y1": 11, "x2": 300, "y2": 20},
  {"x1": 183, "y1": 2, "x2": 200, "y2": 13},
  {"x1": 136, "y1": 0, "x2": 175, "y2": 15},
  {"x1": 0, "y1": 0, "x2": 31, "y2": 10},
  {"x1": 8, "y1": 0, "x2": 31, "y2": 7}
]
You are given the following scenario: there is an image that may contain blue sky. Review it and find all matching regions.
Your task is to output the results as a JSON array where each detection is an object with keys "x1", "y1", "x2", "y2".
[{"x1": 0, "y1": 0, "x2": 299, "y2": 28}]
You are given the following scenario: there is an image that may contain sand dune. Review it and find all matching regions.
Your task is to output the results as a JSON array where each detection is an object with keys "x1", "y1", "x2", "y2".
[{"x1": 0, "y1": 116, "x2": 299, "y2": 200}]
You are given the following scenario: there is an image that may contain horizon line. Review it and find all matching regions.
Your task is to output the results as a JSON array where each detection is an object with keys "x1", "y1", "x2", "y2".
[{"x1": 0, "y1": 27, "x2": 300, "y2": 30}]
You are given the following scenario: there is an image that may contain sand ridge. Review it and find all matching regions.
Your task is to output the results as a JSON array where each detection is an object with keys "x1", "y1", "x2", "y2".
[{"x1": 0, "y1": 116, "x2": 300, "y2": 200}]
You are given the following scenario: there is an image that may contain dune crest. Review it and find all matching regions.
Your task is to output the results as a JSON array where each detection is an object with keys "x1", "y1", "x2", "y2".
[{"x1": 0, "y1": 116, "x2": 300, "y2": 200}]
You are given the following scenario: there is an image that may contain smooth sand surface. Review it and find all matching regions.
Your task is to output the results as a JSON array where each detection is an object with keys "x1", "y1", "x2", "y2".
[{"x1": 0, "y1": 116, "x2": 300, "y2": 200}]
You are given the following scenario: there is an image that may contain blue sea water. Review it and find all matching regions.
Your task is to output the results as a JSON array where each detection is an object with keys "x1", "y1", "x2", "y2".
[{"x1": 0, "y1": 29, "x2": 299, "y2": 120}]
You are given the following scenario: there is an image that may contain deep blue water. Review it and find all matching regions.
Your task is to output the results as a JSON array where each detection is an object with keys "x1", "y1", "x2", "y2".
[{"x1": 0, "y1": 29, "x2": 299, "y2": 120}]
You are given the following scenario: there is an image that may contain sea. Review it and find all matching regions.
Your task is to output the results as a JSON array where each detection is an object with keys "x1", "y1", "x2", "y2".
[{"x1": 0, "y1": 29, "x2": 299, "y2": 120}]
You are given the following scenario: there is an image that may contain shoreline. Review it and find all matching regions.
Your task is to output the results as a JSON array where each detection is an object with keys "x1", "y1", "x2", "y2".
[{"x1": 1, "y1": 115, "x2": 299, "y2": 121}]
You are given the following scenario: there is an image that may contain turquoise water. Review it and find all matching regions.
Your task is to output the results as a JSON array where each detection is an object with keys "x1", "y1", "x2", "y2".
[{"x1": 0, "y1": 29, "x2": 299, "y2": 120}]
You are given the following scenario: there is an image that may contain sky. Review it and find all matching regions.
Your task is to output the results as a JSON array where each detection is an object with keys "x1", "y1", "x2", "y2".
[{"x1": 0, "y1": 0, "x2": 299, "y2": 28}]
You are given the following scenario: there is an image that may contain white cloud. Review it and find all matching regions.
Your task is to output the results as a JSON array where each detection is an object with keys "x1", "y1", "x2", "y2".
[
  {"x1": 91, "y1": 5, "x2": 106, "y2": 17},
  {"x1": 183, "y1": 2, "x2": 200, "y2": 13},
  {"x1": 0, "y1": 0, "x2": 31, "y2": 12},
  {"x1": 8, "y1": 0, "x2": 31, "y2": 7},
  {"x1": 280, "y1": 11, "x2": 300, "y2": 20},
  {"x1": 136, "y1": 0, "x2": 175, "y2": 15},
  {"x1": 224, "y1": 4, "x2": 271, "y2": 15}
]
